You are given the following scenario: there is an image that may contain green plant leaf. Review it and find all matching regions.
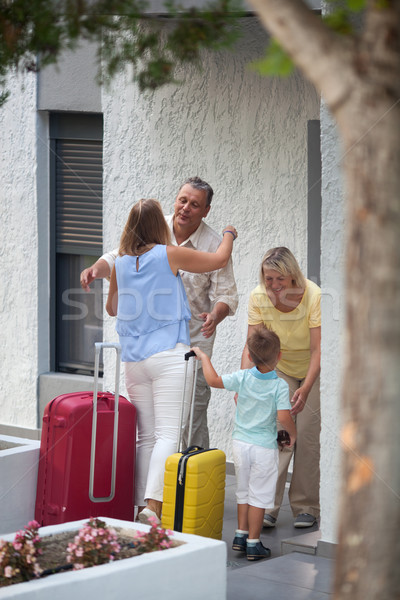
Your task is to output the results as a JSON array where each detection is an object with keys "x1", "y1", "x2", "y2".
[
  {"x1": 347, "y1": 0, "x2": 367, "y2": 11},
  {"x1": 250, "y1": 39, "x2": 294, "y2": 77}
]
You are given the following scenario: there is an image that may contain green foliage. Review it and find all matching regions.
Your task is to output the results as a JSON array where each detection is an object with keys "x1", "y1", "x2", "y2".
[
  {"x1": 250, "y1": 38, "x2": 294, "y2": 78},
  {"x1": 0, "y1": 0, "x2": 370, "y2": 103},
  {"x1": 0, "y1": 0, "x2": 241, "y2": 103},
  {"x1": 101, "y1": 0, "x2": 242, "y2": 91},
  {"x1": 249, "y1": 0, "x2": 367, "y2": 81},
  {"x1": 347, "y1": 0, "x2": 367, "y2": 10},
  {"x1": 323, "y1": 0, "x2": 366, "y2": 34}
]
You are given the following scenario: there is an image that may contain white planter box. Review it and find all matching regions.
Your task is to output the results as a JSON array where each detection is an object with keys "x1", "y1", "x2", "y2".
[
  {"x1": 0, "y1": 435, "x2": 40, "y2": 535},
  {"x1": 0, "y1": 517, "x2": 227, "y2": 599}
]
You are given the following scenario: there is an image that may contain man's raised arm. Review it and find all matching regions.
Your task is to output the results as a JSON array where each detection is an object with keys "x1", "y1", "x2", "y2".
[{"x1": 80, "y1": 249, "x2": 118, "y2": 292}]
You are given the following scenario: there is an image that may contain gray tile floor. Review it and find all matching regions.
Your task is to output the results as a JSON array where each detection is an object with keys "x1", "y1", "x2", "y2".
[{"x1": 223, "y1": 474, "x2": 334, "y2": 599}]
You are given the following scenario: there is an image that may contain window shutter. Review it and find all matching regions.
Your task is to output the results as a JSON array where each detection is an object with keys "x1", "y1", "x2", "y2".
[{"x1": 55, "y1": 139, "x2": 103, "y2": 255}]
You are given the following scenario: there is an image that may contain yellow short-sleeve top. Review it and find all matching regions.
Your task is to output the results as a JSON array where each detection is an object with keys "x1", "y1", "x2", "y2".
[{"x1": 248, "y1": 279, "x2": 321, "y2": 379}]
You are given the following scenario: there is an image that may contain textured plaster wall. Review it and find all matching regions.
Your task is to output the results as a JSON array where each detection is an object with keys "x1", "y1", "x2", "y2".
[
  {"x1": 0, "y1": 72, "x2": 39, "y2": 428},
  {"x1": 319, "y1": 102, "x2": 345, "y2": 544},
  {"x1": 37, "y1": 40, "x2": 101, "y2": 112},
  {"x1": 102, "y1": 17, "x2": 319, "y2": 459}
]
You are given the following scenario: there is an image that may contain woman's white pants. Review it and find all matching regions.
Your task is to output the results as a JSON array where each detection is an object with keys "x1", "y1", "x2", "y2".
[{"x1": 125, "y1": 344, "x2": 191, "y2": 506}]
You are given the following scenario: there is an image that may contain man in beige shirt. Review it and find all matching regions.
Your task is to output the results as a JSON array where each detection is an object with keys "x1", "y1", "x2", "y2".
[{"x1": 81, "y1": 176, "x2": 238, "y2": 448}]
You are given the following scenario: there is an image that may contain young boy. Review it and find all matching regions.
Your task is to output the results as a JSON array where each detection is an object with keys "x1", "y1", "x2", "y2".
[{"x1": 191, "y1": 326, "x2": 296, "y2": 561}]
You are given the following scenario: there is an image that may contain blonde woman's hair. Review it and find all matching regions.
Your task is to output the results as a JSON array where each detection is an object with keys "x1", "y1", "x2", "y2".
[
  {"x1": 259, "y1": 247, "x2": 306, "y2": 290},
  {"x1": 119, "y1": 199, "x2": 171, "y2": 256}
]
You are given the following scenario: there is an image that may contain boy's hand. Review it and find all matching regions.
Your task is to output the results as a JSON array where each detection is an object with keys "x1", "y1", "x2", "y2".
[
  {"x1": 277, "y1": 430, "x2": 290, "y2": 450},
  {"x1": 190, "y1": 346, "x2": 205, "y2": 360},
  {"x1": 190, "y1": 347, "x2": 224, "y2": 389}
]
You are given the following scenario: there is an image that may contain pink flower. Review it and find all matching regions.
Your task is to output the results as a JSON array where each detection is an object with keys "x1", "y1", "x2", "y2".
[
  {"x1": 27, "y1": 520, "x2": 40, "y2": 529},
  {"x1": 4, "y1": 566, "x2": 13, "y2": 578}
]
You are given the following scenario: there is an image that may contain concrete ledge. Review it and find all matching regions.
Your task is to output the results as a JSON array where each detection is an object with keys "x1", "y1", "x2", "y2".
[
  {"x1": 281, "y1": 530, "x2": 321, "y2": 556},
  {"x1": 317, "y1": 539, "x2": 337, "y2": 559},
  {"x1": 0, "y1": 517, "x2": 227, "y2": 599},
  {"x1": 0, "y1": 435, "x2": 40, "y2": 535},
  {"x1": 0, "y1": 424, "x2": 41, "y2": 440}
]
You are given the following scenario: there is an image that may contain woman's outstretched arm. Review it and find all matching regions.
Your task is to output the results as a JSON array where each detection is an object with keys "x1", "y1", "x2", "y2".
[{"x1": 167, "y1": 227, "x2": 237, "y2": 275}]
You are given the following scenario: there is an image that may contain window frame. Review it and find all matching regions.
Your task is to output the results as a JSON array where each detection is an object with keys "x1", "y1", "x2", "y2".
[{"x1": 49, "y1": 112, "x2": 104, "y2": 375}]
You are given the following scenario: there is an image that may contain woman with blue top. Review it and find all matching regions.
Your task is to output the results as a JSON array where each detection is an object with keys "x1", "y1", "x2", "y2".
[{"x1": 106, "y1": 199, "x2": 237, "y2": 525}]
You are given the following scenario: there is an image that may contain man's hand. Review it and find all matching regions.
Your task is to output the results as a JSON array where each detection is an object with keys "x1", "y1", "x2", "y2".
[
  {"x1": 199, "y1": 312, "x2": 217, "y2": 338},
  {"x1": 80, "y1": 267, "x2": 98, "y2": 292},
  {"x1": 80, "y1": 258, "x2": 111, "y2": 292}
]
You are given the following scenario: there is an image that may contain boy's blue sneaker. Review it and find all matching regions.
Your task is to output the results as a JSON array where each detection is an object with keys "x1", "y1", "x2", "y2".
[
  {"x1": 246, "y1": 540, "x2": 271, "y2": 561},
  {"x1": 232, "y1": 533, "x2": 248, "y2": 552}
]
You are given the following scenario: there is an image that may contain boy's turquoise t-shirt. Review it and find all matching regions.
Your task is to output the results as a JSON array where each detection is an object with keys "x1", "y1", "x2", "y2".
[{"x1": 222, "y1": 368, "x2": 291, "y2": 449}]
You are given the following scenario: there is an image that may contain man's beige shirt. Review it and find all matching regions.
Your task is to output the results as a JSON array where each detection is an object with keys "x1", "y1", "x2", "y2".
[{"x1": 102, "y1": 215, "x2": 238, "y2": 356}]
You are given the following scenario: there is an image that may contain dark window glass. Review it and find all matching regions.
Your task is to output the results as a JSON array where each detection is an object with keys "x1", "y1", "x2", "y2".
[{"x1": 51, "y1": 114, "x2": 103, "y2": 375}]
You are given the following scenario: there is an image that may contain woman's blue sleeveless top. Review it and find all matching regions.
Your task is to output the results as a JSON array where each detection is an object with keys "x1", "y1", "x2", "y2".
[{"x1": 115, "y1": 245, "x2": 191, "y2": 362}]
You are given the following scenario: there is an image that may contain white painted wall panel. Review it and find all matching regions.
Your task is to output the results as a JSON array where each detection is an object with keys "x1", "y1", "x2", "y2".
[
  {"x1": 320, "y1": 102, "x2": 344, "y2": 544},
  {"x1": 0, "y1": 72, "x2": 39, "y2": 428}
]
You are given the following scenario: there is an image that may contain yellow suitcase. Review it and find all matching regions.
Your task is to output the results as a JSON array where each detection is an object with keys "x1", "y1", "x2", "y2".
[
  {"x1": 161, "y1": 351, "x2": 226, "y2": 539},
  {"x1": 162, "y1": 446, "x2": 226, "y2": 539}
]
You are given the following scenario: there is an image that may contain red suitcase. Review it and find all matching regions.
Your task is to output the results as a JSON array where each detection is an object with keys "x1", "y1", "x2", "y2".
[{"x1": 35, "y1": 342, "x2": 136, "y2": 526}]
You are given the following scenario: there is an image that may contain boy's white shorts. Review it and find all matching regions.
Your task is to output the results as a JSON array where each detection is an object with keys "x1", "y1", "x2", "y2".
[{"x1": 232, "y1": 439, "x2": 279, "y2": 509}]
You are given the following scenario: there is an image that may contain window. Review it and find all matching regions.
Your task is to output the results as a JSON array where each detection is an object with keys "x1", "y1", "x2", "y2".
[{"x1": 50, "y1": 113, "x2": 103, "y2": 375}]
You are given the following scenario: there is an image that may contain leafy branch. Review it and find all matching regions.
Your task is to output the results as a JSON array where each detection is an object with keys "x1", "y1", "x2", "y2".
[
  {"x1": 0, "y1": 0, "x2": 242, "y2": 104},
  {"x1": 250, "y1": 0, "x2": 367, "y2": 80}
]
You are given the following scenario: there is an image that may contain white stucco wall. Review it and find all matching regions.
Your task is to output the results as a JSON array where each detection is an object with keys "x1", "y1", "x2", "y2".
[
  {"x1": 101, "y1": 17, "x2": 320, "y2": 458},
  {"x1": 319, "y1": 102, "x2": 345, "y2": 544},
  {"x1": 0, "y1": 72, "x2": 40, "y2": 429}
]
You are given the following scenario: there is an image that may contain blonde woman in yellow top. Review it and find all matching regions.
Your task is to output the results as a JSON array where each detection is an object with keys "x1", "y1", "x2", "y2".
[{"x1": 240, "y1": 247, "x2": 321, "y2": 529}]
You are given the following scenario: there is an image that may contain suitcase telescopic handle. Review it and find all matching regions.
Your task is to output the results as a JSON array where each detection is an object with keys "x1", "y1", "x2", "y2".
[
  {"x1": 177, "y1": 351, "x2": 199, "y2": 452},
  {"x1": 89, "y1": 342, "x2": 121, "y2": 503}
]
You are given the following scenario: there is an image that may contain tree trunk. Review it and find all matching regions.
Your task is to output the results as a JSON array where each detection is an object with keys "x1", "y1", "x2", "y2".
[
  {"x1": 246, "y1": 2, "x2": 400, "y2": 598},
  {"x1": 332, "y1": 13, "x2": 400, "y2": 597}
]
